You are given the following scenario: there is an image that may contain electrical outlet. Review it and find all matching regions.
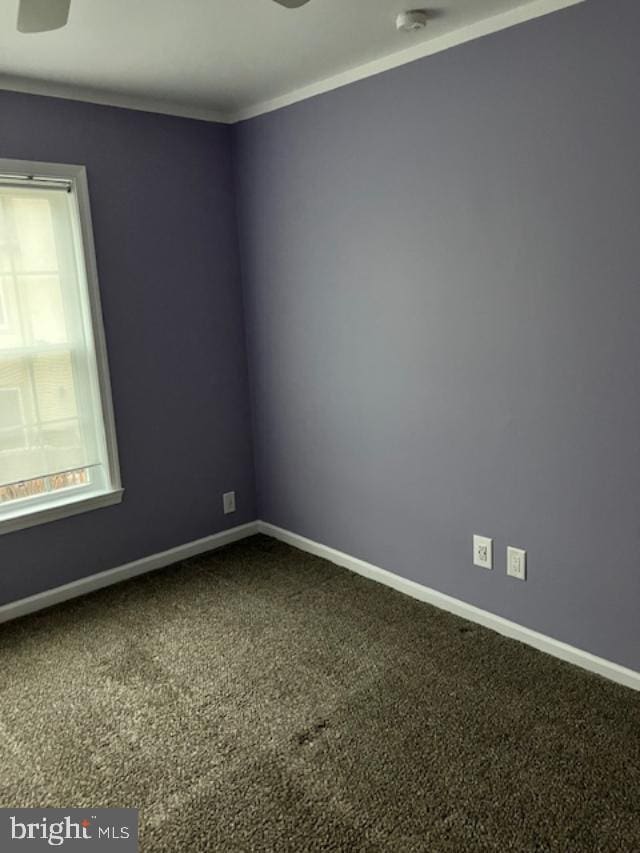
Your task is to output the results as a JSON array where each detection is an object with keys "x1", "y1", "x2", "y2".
[
  {"x1": 507, "y1": 546, "x2": 526, "y2": 581},
  {"x1": 473, "y1": 535, "x2": 493, "y2": 570},
  {"x1": 223, "y1": 491, "x2": 236, "y2": 515}
]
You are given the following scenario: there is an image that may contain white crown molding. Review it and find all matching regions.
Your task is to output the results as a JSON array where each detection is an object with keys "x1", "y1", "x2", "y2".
[
  {"x1": 0, "y1": 73, "x2": 233, "y2": 124},
  {"x1": 0, "y1": 521, "x2": 258, "y2": 624},
  {"x1": 258, "y1": 521, "x2": 640, "y2": 693},
  {"x1": 230, "y1": 0, "x2": 586, "y2": 122},
  {"x1": 0, "y1": 0, "x2": 584, "y2": 126}
]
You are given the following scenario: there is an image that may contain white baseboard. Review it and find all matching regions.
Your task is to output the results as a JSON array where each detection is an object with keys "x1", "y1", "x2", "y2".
[
  {"x1": 0, "y1": 521, "x2": 259, "y2": 625},
  {"x1": 257, "y1": 521, "x2": 640, "y2": 693},
  {"x1": 3, "y1": 517, "x2": 638, "y2": 693}
]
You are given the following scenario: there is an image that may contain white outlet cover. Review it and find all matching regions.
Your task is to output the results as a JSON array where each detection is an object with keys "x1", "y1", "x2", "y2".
[
  {"x1": 223, "y1": 491, "x2": 236, "y2": 515},
  {"x1": 473, "y1": 535, "x2": 493, "y2": 570},
  {"x1": 507, "y1": 546, "x2": 526, "y2": 581}
]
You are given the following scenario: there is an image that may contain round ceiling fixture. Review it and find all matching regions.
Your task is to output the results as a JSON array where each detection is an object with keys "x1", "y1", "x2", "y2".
[{"x1": 396, "y1": 10, "x2": 429, "y2": 32}]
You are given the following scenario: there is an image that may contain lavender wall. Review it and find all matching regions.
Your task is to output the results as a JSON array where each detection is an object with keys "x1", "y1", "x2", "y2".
[
  {"x1": 0, "y1": 90, "x2": 255, "y2": 605},
  {"x1": 234, "y1": 0, "x2": 640, "y2": 671}
]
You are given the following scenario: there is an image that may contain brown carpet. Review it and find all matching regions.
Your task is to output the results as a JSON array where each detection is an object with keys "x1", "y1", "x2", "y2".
[{"x1": 1, "y1": 534, "x2": 639, "y2": 851}]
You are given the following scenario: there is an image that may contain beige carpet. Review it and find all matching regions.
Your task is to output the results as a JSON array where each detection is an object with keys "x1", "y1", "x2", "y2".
[{"x1": 1, "y1": 534, "x2": 639, "y2": 851}]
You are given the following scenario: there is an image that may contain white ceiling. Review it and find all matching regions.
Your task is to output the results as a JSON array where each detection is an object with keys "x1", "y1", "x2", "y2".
[{"x1": 0, "y1": 0, "x2": 582, "y2": 122}]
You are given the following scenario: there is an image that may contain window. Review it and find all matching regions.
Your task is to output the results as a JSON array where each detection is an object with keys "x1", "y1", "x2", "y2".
[{"x1": 0, "y1": 159, "x2": 122, "y2": 533}]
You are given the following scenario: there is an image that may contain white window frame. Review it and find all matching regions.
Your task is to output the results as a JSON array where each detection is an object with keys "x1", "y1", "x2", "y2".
[{"x1": 0, "y1": 158, "x2": 123, "y2": 535}]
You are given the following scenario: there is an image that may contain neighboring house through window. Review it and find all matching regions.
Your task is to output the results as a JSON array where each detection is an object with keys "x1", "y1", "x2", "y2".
[{"x1": 0, "y1": 279, "x2": 8, "y2": 329}]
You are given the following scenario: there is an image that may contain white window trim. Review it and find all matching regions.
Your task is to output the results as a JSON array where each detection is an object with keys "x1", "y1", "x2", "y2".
[{"x1": 0, "y1": 158, "x2": 123, "y2": 535}]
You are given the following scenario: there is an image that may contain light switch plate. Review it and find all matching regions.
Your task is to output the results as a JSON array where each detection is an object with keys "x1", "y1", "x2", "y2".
[
  {"x1": 507, "y1": 546, "x2": 526, "y2": 581},
  {"x1": 473, "y1": 535, "x2": 493, "y2": 570}
]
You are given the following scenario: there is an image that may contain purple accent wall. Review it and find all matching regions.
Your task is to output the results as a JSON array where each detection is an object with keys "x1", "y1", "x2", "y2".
[
  {"x1": 234, "y1": 0, "x2": 640, "y2": 670},
  {"x1": 0, "y1": 91, "x2": 255, "y2": 605}
]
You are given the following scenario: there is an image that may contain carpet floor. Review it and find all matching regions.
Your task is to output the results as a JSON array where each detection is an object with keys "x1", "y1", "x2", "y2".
[{"x1": 0, "y1": 534, "x2": 639, "y2": 851}]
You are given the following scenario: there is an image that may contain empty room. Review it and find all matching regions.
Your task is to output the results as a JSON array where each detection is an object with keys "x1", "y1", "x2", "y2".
[{"x1": 0, "y1": 0, "x2": 638, "y2": 849}]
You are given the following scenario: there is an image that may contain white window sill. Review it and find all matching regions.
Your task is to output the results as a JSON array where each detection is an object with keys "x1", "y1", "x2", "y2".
[{"x1": 0, "y1": 488, "x2": 124, "y2": 535}]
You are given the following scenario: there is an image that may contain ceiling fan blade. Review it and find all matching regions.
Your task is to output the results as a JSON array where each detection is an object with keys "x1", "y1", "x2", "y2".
[
  {"x1": 272, "y1": 0, "x2": 312, "y2": 7},
  {"x1": 17, "y1": 0, "x2": 70, "y2": 33}
]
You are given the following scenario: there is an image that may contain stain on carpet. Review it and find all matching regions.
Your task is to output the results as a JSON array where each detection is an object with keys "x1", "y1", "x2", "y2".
[{"x1": 296, "y1": 719, "x2": 330, "y2": 747}]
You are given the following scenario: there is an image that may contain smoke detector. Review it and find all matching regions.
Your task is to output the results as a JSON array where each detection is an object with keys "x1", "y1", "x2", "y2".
[{"x1": 396, "y1": 10, "x2": 428, "y2": 32}]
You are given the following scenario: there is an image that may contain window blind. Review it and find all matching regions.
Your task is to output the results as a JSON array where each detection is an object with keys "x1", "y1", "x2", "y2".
[{"x1": 0, "y1": 183, "x2": 106, "y2": 493}]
